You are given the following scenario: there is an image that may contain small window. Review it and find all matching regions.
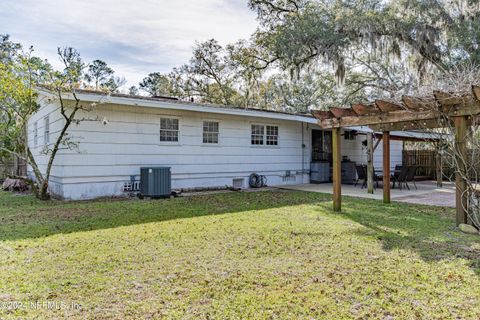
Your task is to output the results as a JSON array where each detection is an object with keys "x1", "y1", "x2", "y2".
[
  {"x1": 251, "y1": 124, "x2": 264, "y2": 145},
  {"x1": 33, "y1": 121, "x2": 38, "y2": 147},
  {"x1": 266, "y1": 125, "x2": 279, "y2": 146},
  {"x1": 43, "y1": 116, "x2": 50, "y2": 146},
  {"x1": 160, "y1": 118, "x2": 179, "y2": 142},
  {"x1": 203, "y1": 121, "x2": 219, "y2": 144}
]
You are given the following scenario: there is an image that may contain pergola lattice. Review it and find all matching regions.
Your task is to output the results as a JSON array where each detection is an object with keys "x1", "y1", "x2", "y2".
[{"x1": 312, "y1": 86, "x2": 480, "y2": 226}]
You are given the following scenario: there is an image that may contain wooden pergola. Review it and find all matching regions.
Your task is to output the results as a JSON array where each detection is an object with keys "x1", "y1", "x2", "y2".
[{"x1": 312, "y1": 86, "x2": 480, "y2": 226}]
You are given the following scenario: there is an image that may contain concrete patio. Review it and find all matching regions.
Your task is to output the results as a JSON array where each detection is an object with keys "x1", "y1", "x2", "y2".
[{"x1": 280, "y1": 181, "x2": 456, "y2": 207}]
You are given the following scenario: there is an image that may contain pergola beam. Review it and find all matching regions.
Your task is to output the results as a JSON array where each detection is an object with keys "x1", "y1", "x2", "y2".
[
  {"x1": 375, "y1": 99, "x2": 404, "y2": 112},
  {"x1": 351, "y1": 103, "x2": 379, "y2": 116},
  {"x1": 402, "y1": 95, "x2": 436, "y2": 111},
  {"x1": 312, "y1": 87, "x2": 480, "y2": 217},
  {"x1": 369, "y1": 119, "x2": 443, "y2": 132},
  {"x1": 374, "y1": 134, "x2": 439, "y2": 143},
  {"x1": 319, "y1": 109, "x2": 440, "y2": 128},
  {"x1": 318, "y1": 103, "x2": 480, "y2": 129}
]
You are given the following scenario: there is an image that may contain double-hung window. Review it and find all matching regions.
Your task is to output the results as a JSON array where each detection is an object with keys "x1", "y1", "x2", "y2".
[
  {"x1": 203, "y1": 121, "x2": 219, "y2": 144},
  {"x1": 33, "y1": 121, "x2": 38, "y2": 147},
  {"x1": 251, "y1": 124, "x2": 278, "y2": 146},
  {"x1": 43, "y1": 116, "x2": 50, "y2": 146},
  {"x1": 266, "y1": 125, "x2": 279, "y2": 145},
  {"x1": 160, "y1": 118, "x2": 179, "y2": 142},
  {"x1": 251, "y1": 124, "x2": 264, "y2": 145}
]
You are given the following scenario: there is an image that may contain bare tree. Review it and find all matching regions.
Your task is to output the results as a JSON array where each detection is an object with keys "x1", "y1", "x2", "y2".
[
  {"x1": 0, "y1": 47, "x2": 103, "y2": 200},
  {"x1": 410, "y1": 66, "x2": 480, "y2": 229}
]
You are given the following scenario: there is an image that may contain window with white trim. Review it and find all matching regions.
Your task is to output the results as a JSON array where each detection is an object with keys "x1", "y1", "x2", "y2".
[
  {"x1": 251, "y1": 124, "x2": 264, "y2": 145},
  {"x1": 203, "y1": 121, "x2": 219, "y2": 144},
  {"x1": 33, "y1": 121, "x2": 38, "y2": 147},
  {"x1": 266, "y1": 125, "x2": 279, "y2": 145},
  {"x1": 160, "y1": 118, "x2": 179, "y2": 142},
  {"x1": 251, "y1": 124, "x2": 278, "y2": 146},
  {"x1": 43, "y1": 116, "x2": 50, "y2": 146}
]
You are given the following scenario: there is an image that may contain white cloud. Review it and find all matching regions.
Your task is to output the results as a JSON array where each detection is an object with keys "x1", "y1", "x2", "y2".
[{"x1": 0, "y1": 0, "x2": 258, "y2": 87}]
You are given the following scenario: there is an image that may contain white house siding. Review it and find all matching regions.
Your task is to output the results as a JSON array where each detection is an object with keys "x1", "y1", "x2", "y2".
[
  {"x1": 27, "y1": 95, "x2": 406, "y2": 200},
  {"x1": 27, "y1": 98, "x2": 66, "y2": 196},
  {"x1": 341, "y1": 133, "x2": 403, "y2": 170},
  {"x1": 372, "y1": 140, "x2": 403, "y2": 170},
  {"x1": 53, "y1": 103, "x2": 311, "y2": 199}
]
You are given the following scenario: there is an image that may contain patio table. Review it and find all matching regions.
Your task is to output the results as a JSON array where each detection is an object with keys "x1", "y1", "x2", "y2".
[{"x1": 374, "y1": 169, "x2": 402, "y2": 189}]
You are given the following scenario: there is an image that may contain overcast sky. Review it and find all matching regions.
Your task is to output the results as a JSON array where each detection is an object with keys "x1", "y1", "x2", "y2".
[{"x1": 0, "y1": 0, "x2": 258, "y2": 88}]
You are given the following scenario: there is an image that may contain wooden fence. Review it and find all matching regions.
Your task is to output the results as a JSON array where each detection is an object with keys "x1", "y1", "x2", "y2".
[
  {"x1": 0, "y1": 158, "x2": 27, "y2": 181},
  {"x1": 402, "y1": 150, "x2": 437, "y2": 178},
  {"x1": 403, "y1": 149, "x2": 480, "y2": 181}
]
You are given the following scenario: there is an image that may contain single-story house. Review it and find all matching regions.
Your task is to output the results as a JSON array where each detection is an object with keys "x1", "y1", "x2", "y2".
[{"x1": 27, "y1": 89, "x2": 432, "y2": 200}]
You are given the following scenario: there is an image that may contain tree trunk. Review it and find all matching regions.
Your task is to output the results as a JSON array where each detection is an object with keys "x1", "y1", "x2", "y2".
[{"x1": 38, "y1": 180, "x2": 50, "y2": 200}]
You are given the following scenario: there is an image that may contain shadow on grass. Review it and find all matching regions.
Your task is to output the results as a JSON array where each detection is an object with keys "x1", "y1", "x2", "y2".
[
  {"x1": 0, "y1": 190, "x2": 330, "y2": 242},
  {"x1": 321, "y1": 196, "x2": 480, "y2": 273},
  {"x1": 3, "y1": 190, "x2": 478, "y2": 273}
]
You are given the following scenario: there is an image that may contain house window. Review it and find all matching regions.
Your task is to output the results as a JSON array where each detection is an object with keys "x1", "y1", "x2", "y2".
[
  {"x1": 203, "y1": 121, "x2": 219, "y2": 144},
  {"x1": 251, "y1": 124, "x2": 264, "y2": 145},
  {"x1": 160, "y1": 118, "x2": 179, "y2": 142},
  {"x1": 43, "y1": 116, "x2": 50, "y2": 146},
  {"x1": 251, "y1": 124, "x2": 278, "y2": 146},
  {"x1": 33, "y1": 121, "x2": 38, "y2": 147},
  {"x1": 266, "y1": 125, "x2": 279, "y2": 145}
]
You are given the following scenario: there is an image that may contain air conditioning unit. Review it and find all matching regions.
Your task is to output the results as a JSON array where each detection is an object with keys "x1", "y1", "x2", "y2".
[{"x1": 139, "y1": 167, "x2": 171, "y2": 199}]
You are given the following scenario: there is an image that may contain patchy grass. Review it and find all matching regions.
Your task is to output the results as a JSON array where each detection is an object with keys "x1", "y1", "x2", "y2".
[{"x1": 0, "y1": 190, "x2": 479, "y2": 319}]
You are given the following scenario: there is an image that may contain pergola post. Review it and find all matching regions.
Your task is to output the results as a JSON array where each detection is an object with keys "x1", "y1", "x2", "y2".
[
  {"x1": 383, "y1": 131, "x2": 391, "y2": 204},
  {"x1": 454, "y1": 116, "x2": 469, "y2": 225},
  {"x1": 435, "y1": 150, "x2": 443, "y2": 188},
  {"x1": 332, "y1": 127, "x2": 342, "y2": 212},
  {"x1": 312, "y1": 86, "x2": 480, "y2": 225},
  {"x1": 367, "y1": 132, "x2": 374, "y2": 194}
]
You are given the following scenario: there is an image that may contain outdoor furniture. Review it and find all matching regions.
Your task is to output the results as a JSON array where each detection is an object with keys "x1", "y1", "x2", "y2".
[
  {"x1": 341, "y1": 161, "x2": 357, "y2": 184},
  {"x1": 355, "y1": 165, "x2": 367, "y2": 188},
  {"x1": 372, "y1": 168, "x2": 383, "y2": 188},
  {"x1": 405, "y1": 165, "x2": 418, "y2": 190},
  {"x1": 391, "y1": 165, "x2": 403, "y2": 189},
  {"x1": 395, "y1": 166, "x2": 410, "y2": 190},
  {"x1": 310, "y1": 161, "x2": 330, "y2": 183},
  {"x1": 376, "y1": 167, "x2": 404, "y2": 189}
]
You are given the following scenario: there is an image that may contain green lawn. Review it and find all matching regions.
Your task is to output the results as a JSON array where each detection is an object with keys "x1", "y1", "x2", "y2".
[{"x1": 0, "y1": 190, "x2": 479, "y2": 319}]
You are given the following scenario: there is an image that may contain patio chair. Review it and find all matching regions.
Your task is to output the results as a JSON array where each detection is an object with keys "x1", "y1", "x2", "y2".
[
  {"x1": 391, "y1": 165, "x2": 403, "y2": 189},
  {"x1": 355, "y1": 165, "x2": 367, "y2": 188},
  {"x1": 372, "y1": 167, "x2": 383, "y2": 188},
  {"x1": 395, "y1": 166, "x2": 410, "y2": 190},
  {"x1": 405, "y1": 165, "x2": 418, "y2": 190}
]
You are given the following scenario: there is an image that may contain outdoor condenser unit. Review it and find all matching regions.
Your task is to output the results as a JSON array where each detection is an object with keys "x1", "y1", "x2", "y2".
[{"x1": 139, "y1": 167, "x2": 171, "y2": 198}]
